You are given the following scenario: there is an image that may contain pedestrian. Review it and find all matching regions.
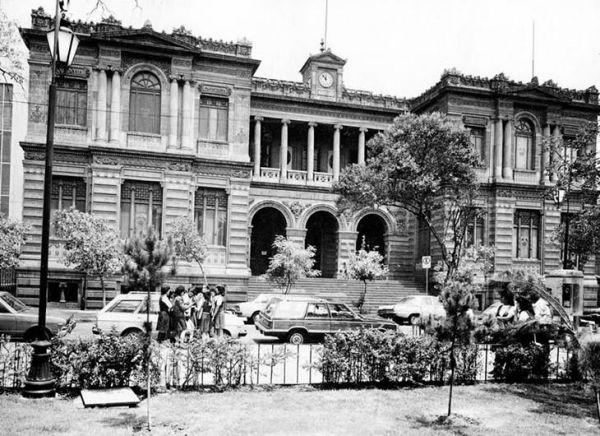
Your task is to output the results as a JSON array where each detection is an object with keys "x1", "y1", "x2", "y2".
[
  {"x1": 212, "y1": 285, "x2": 226, "y2": 337},
  {"x1": 157, "y1": 285, "x2": 171, "y2": 343},
  {"x1": 495, "y1": 292, "x2": 516, "y2": 325},
  {"x1": 172, "y1": 285, "x2": 190, "y2": 342},
  {"x1": 516, "y1": 296, "x2": 535, "y2": 322},
  {"x1": 198, "y1": 289, "x2": 213, "y2": 338},
  {"x1": 532, "y1": 293, "x2": 552, "y2": 324}
]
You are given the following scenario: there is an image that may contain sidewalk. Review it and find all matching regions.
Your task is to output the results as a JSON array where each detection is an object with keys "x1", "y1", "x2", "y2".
[{"x1": 47, "y1": 307, "x2": 98, "y2": 323}]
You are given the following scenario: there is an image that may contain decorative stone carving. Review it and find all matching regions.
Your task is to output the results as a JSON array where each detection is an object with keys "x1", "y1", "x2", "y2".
[
  {"x1": 121, "y1": 54, "x2": 171, "y2": 77},
  {"x1": 199, "y1": 84, "x2": 231, "y2": 97},
  {"x1": 93, "y1": 155, "x2": 120, "y2": 166},
  {"x1": 167, "y1": 162, "x2": 191, "y2": 172},
  {"x1": 283, "y1": 201, "x2": 308, "y2": 219},
  {"x1": 24, "y1": 151, "x2": 45, "y2": 161},
  {"x1": 29, "y1": 105, "x2": 45, "y2": 123}
]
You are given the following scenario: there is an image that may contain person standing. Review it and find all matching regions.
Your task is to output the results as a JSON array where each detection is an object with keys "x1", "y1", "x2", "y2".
[
  {"x1": 533, "y1": 294, "x2": 552, "y2": 324},
  {"x1": 172, "y1": 286, "x2": 190, "y2": 342},
  {"x1": 198, "y1": 290, "x2": 213, "y2": 338},
  {"x1": 157, "y1": 285, "x2": 172, "y2": 342},
  {"x1": 212, "y1": 285, "x2": 226, "y2": 337}
]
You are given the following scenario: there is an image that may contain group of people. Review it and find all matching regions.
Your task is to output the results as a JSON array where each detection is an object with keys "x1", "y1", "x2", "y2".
[
  {"x1": 156, "y1": 284, "x2": 227, "y2": 342},
  {"x1": 494, "y1": 291, "x2": 552, "y2": 325}
]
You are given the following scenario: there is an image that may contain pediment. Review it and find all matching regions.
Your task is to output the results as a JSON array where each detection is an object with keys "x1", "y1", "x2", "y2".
[
  {"x1": 97, "y1": 30, "x2": 195, "y2": 51},
  {"x1": 505, "y1": 86, "x2": 568, "y2": 102},
  {"x1": 300, "y1": 49, "x2": 346, "y2": 73}
]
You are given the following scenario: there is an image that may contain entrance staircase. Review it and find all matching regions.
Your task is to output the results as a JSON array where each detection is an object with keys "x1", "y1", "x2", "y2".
[{"x1": 247, "y1": 277, "x2": 425, "y2": 315}]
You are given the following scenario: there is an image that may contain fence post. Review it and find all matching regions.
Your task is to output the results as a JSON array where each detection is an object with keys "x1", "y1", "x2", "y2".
[
  {"x1": 308, "y1": 345, "x2": 312, "y2": 384},
  {"x1": 296, "y1": 344, "x2": 300, "y2": 384}
]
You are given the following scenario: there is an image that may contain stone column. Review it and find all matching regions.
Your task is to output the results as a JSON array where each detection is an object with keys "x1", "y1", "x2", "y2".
[
  {"x1": 253, "y1": 116, "x2": 263, "y2": 177},
  {"x1": 502, "y1": 119, "x2": 513, "y2": 180},
  {"x1": 96, "y1": 69, "x2": 107, "y2": 141},
  {"x1": 280, "y1": 119, "x2": 290, "y2": 182},
  {"x1": 333, "y1": 124, "x2": 342, "y2": 181},
  {"x1": 494, "y1": 119, "x2": 503, "y2": 180},
  {"x1": 358, "y1": 127, "x2": 367, "y2": 165},
  {"x1": 181, "y1": 80, "x2": 192, "y2": 148},
  {"x1": 169, "y1": 78, "x2": 178, "y2": 148},
  {"x1": 109, "y1": 71, "x2": 120, "y2": 143},
  {"x1": 542, "y1": 125, "x2": 551, "y2": 183},
  {"x1": 551, "y1": 125, "x2": 561, "y2": 182},
  {"x1": 307, "y1": 122, "x2": 316, "y2": 181}
]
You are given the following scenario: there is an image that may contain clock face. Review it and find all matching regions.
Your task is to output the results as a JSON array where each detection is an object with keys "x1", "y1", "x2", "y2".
[{"x1": 318, "y1": 71, "x2": 334, "y2": 88}]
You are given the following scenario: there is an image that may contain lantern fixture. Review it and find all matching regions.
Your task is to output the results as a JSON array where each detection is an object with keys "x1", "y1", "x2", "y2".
[{"x1": 46, "y1": 25, "x2": 79, "y2": 67}]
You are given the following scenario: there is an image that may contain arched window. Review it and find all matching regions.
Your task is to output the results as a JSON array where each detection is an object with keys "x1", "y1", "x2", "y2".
[
  {"x1": 129, "y1": 72, "x2": 161, "y2": 134},
  {"x1": 514, "y1": 119, "x2": 535, "y2": 170}
]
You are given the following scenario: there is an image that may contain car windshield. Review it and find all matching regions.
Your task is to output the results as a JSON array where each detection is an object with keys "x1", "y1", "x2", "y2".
[
  {"x1": 108, "y1": 299, "x2": 143, "y2": 313},
  {"x1": 397, "y1": 297, "x2": 413, "y2": 304},
  {"x1": 329, "y1": 303, "x2": 358, "y2": 319},
  {"x1": 255, "y1": 294, "x2": 271, "y2": 304},
  {"x1": 272, "y1": 301, "x2": 307, "y2": 319},
  {"x1": 1, "y1": 293, "x2": 29, "y2": 312}
]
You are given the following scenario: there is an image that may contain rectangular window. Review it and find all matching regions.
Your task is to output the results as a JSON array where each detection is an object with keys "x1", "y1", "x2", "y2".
[
  {"x1": 466, "y1": 215, "x2": 485, "y2": 246},
  {"x1": 120, "y1": 181, "x2": 163, "y2": 238},
  {"x1": 194, "y1": 187, "x2": 227, "y2": 246},
  {"x1": 56, "y1": 79, "x2": 87, "y2": 126},
  {"x1": 469, "y1": 127, "x2": 485, "y2": 163},
  {"x1": 417, "y1": 216, "x2": 431, "y2": 258},
  {"x1": 50, "y1": 176, "x2": 87, "y2": 235},
  {"x1": 199, "y1": 96, "x2": 228, "y2": 141},
  {"x1": 0, "y1": 84, "x2": 13, "y2": 215},
  {"x1": 513, "y1": 210, "x2": 540, "y2": 259}
]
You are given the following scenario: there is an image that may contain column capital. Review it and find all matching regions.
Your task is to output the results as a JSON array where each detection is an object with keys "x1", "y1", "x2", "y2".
[
  {"x1": 254, "y1": 116, "x2": 264, "y2": 122},
  {"x1": 334, "y1": 124, "x2": 343, "y2": 130},
  {"x1": 281, "y1": 119, "x2": 291, "y2": 125},
  {"x1": 308, "y1": 121, "x2": 318, "y2": 128},
  {"x1": 359, "y1": 127, "x2": 368, "y2": 132}
]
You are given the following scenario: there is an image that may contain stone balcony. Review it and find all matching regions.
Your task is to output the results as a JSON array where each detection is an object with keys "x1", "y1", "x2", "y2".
[{"x1": 253, "y1": 167, "x2": 334, "y2": 187}]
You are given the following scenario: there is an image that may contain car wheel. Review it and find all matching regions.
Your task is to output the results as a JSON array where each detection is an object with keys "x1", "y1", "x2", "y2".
[
  {"x1": 251, "y1": 312, "x2": 260, "y2": 325},
  {"x1": 23, "y1": 327, "x2": 53, "y2": 343},
  {"x1": 409, "y1": 314, "x2": 420, "y2": 326},
  {"x1": 121, "y1": 328, "x2": 143, "y2": 339},
  {"x1": 287, "y1": 330, "x2": 306, "y2": 345},
  {"x1": 222, "y1": 330, "x2": 232, "y2": 338}
]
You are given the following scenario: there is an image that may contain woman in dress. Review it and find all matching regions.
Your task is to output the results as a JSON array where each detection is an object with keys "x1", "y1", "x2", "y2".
[
  {"x1": 198, "y1": 290, "x2": 213, "y2": 338},
  {"x1": 156, "y1": 285, "x2": 171, "y2": 342},
  {"x1": 171, "y1": 286, "x2": 190, "y2": 342}
]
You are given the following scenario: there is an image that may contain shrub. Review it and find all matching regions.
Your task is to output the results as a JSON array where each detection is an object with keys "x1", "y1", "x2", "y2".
[
  {"x1": 491, "y1": 343, "x2": 550, "y2": 382},
  {"x1": 51, "y1": 330, "x2": 158, "y2": 390},
  {"x1": 316, "y1": 328, "x2": 479, "y2": 385}
]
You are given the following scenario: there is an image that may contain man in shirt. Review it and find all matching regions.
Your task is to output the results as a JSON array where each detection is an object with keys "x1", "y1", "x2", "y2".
[{"x1": 532, "y1": 294, "x2": 552, "y2": 324}]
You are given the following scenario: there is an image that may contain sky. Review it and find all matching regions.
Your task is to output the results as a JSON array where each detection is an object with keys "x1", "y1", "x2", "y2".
[{"x1": 3, "y1": 0, "x2": 600, "y2": 99}]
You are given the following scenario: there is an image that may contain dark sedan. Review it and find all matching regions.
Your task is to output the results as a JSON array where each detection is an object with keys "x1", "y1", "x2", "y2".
[
  {"x1": 0, "y1": 292, "x2": 75, "y2": 341},
  {"x1": 255, "y1": 297, "x2": 397, "y2": 344}
]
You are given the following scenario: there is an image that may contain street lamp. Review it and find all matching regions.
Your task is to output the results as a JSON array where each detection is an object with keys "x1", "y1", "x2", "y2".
[
  {"x1": 23, "y1": 1, "x2": 79, "y2": 398},
  {"x1": 553, "y1": 186, "x2": 571, "y2": 270}
]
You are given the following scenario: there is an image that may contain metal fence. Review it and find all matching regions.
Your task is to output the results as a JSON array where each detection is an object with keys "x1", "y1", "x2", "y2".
[
  {"x1": 0, "y1": 268, "x2": 17, "y2": 295},
  {"x1": 0, "y1": 340, "x2": 574, "y2": 390}
]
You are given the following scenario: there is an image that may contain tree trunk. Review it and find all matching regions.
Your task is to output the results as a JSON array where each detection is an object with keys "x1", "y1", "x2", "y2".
[
  {"x1": 100, "y1": 276, "x2": 106, "y2": 307},
  {"x1": 81, "y1": 275, "x2": 87, "y2": 310},
  {"x1": 198, "y1": 262, "x2": 208, "y2": 288},
  {"x1": 359, "y1": 280, "x2": 368, "y2": 312},
  {"x1": 595, "y1": 387, "x2": 600, "y2": 425},
  {"x1": 447, "y1": 334, "x2": 456, "y2": 417}
]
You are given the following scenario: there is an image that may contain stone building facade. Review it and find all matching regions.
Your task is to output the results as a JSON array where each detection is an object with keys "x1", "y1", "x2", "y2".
[{"x1": 17, "y1": 9, "x2": 599, "y2": 308}]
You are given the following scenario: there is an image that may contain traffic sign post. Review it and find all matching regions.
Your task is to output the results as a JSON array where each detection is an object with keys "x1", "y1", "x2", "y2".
[{"x1": 422, "y1": 256, "x2": 431, "y2": 294}]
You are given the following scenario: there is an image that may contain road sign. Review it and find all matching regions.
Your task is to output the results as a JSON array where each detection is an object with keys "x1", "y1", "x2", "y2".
[{"x1": 422, "y1": 256, "x2": 431, "y2": 269}]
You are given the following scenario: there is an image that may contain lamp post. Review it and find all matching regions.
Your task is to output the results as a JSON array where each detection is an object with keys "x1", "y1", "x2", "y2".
[
  {"x1": 553, "y1": 186, "x2": 571, "y2": 270},
  {"x1": 23, "y1": 0, "x2": 79, "y2": 398}
]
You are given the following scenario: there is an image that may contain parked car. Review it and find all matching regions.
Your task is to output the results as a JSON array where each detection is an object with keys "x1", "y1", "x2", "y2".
[
  {"x1": 0, "y1": 291, "x2": 76, "y2": 341},
  {"x1": 255, "y1": 296, "x2": 397, "y2": 344},
  {"x1": 232, "y1": 293, "x2": 310, "y2": 324},
  {"x1": 377, "y1": 295, "x2": 446, "y2": 325},
  {"x1": 92, "y1": 293, "x2": 247, "y2": 339}
]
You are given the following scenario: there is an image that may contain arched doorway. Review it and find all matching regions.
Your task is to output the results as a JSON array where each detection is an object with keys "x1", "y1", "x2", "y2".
[
  {"x1": 356, "y1": 214, "x2": 387, "y2": 259},
  {"x1": 305, "y1": 211, "x2": 338, "y2": 278},
  {"x1": 250, "y1": 207, "x2": 287, "y2": 275}
]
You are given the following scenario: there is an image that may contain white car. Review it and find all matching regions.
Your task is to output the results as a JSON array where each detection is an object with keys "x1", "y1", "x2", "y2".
[
  {"x1": 92, "y1": 293, "x2": 247, "y2": 339},
  {"x1": 233, "y1": 293, "x2": 311, "y2": 324},
  {"x1": 378, "y1": 295, "x2": 446, "y2": 325}
]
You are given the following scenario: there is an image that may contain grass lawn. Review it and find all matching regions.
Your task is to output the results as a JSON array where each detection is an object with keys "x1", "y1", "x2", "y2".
[{"x1": 1, "y1": 383, "x2": 598, "y2": 435}]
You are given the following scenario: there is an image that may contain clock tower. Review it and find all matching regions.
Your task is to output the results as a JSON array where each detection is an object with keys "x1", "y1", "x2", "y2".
[{"x1": 300, "y1": 47, "x2": 346, "y2": 100}]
